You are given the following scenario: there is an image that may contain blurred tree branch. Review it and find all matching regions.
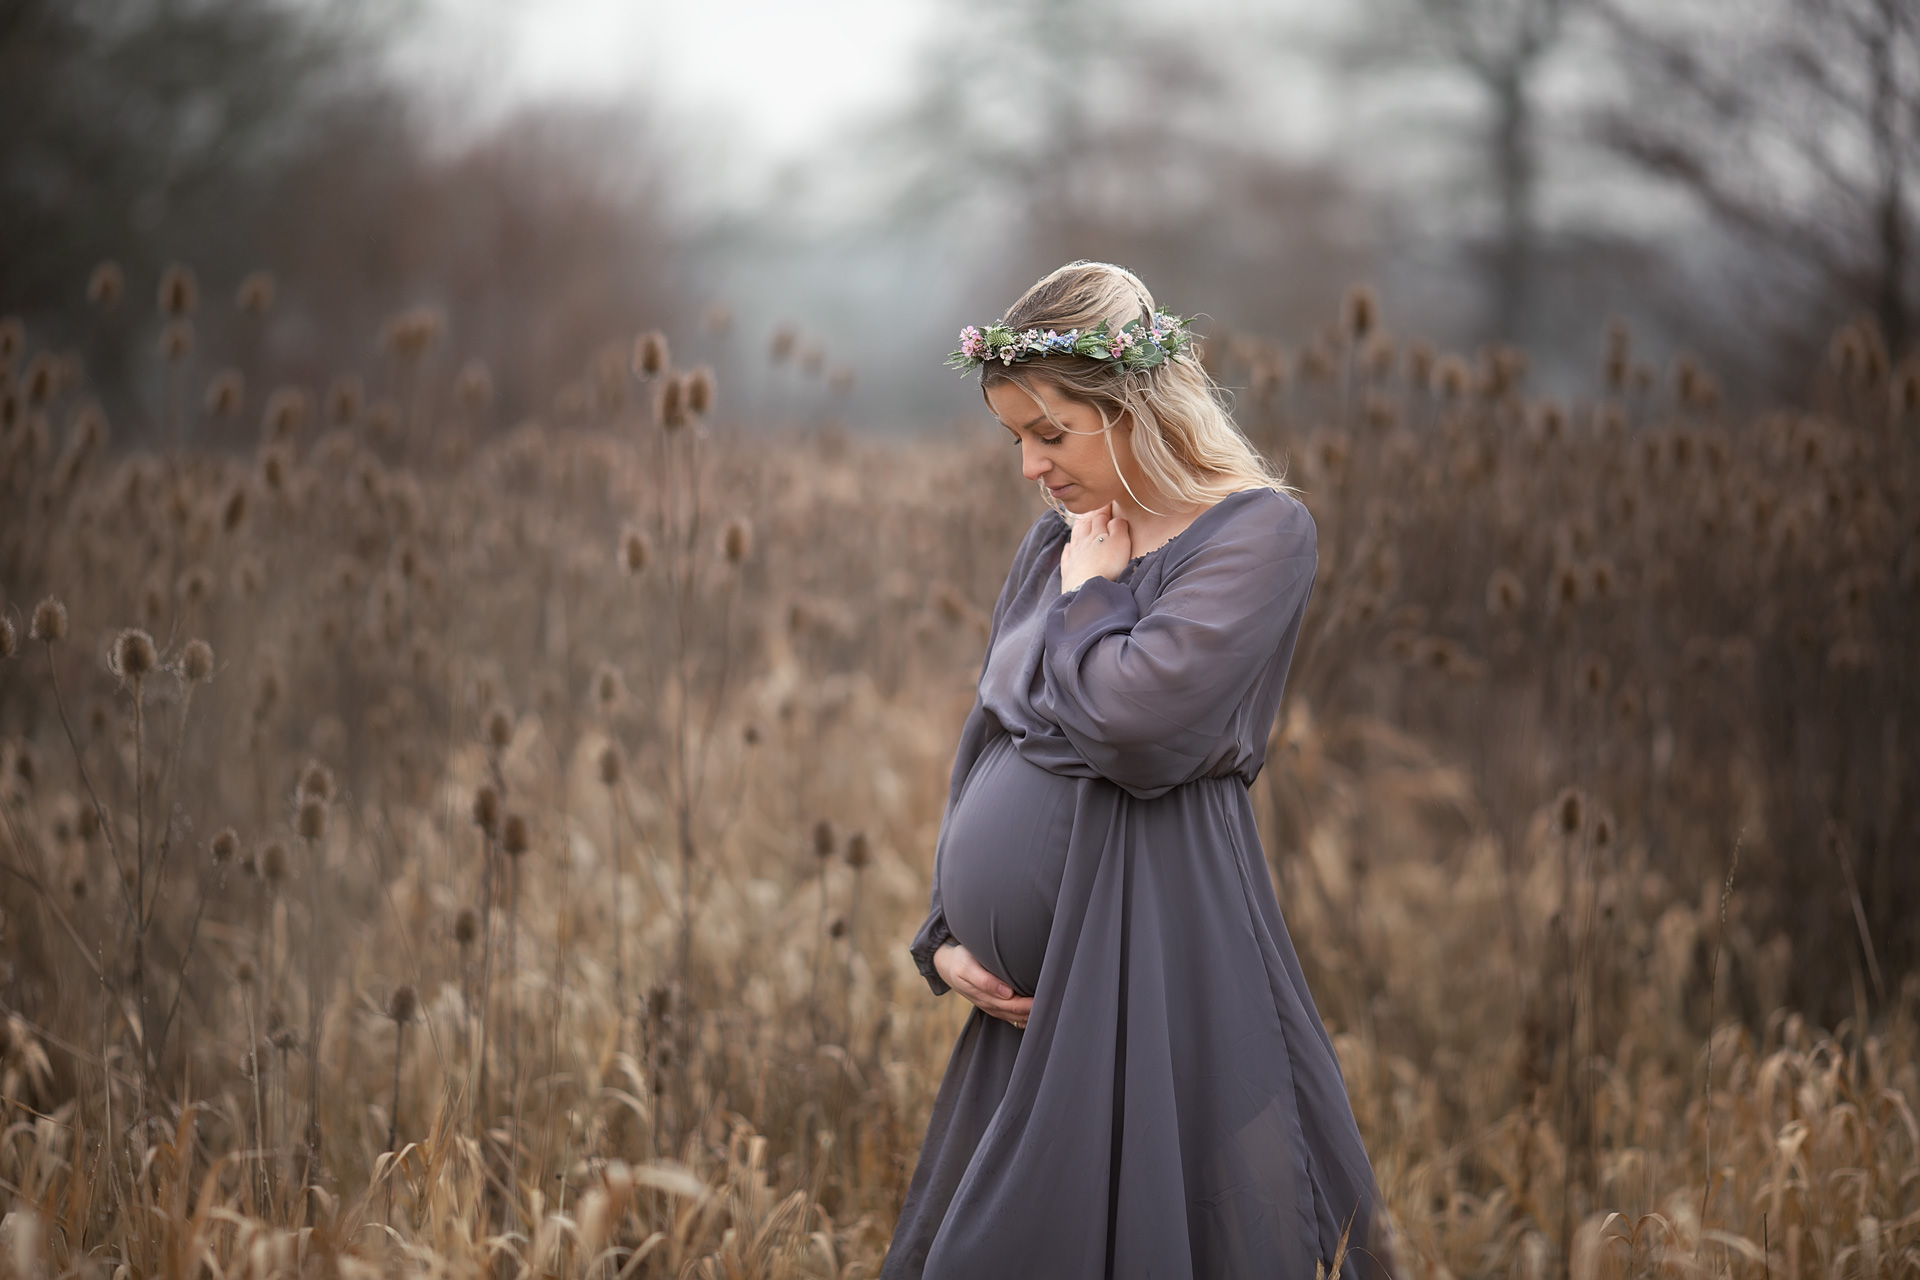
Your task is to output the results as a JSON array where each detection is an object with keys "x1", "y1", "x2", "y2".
[{"x1": 1588, "y1": 0, "x2": 1918, "y2": 355}]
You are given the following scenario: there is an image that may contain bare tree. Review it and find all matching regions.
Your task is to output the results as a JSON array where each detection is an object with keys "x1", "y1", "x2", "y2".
[
  {"x1": 1335, "y1": 0, "x2": 1579, "y2": 341},
  {"x1": 1591, "y1": 0, "x2": 1918, "y2": 356}
]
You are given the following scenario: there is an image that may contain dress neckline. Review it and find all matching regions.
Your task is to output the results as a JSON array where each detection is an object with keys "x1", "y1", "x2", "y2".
[{"x1": 1120, "y1": 487, "x2": 1271, "y2": 570}]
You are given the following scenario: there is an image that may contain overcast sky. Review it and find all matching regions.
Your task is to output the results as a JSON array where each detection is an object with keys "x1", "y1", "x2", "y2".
[{"x1": 401, "y1": 0, "x2": 940, "y2": 163}]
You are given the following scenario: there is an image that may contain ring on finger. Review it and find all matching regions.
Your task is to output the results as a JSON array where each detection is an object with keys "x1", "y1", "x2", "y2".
[{"x1": 1096, "y1": 534, "x2": 1106, "y2": 542}]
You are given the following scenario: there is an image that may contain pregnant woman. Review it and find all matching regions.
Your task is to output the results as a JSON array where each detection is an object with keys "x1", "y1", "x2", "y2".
[{"x1": 881, "y1": 262, "x2": 1395, "y2": 1279}]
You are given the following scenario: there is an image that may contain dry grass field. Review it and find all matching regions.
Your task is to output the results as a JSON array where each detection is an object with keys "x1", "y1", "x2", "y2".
[{"x1": 0, "y1": 273, "x2": 1916, "y2": 1278}]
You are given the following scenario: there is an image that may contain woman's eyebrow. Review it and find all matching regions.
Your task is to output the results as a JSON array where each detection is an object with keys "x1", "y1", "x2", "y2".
[{"x1": 1002, "y1": 413, "x2": 1050, "y2": 433}]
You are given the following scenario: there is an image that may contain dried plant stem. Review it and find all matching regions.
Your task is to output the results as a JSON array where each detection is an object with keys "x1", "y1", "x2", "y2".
[
  {"x1": 148, "y1": 679, "x2": 200, "y2": 924},
  {"x1": 41, "y1": 641, "x2": 139, "y2": 925},
  {"x1": 301, "y1": 831, "x2": 324, "y2": 1205},
  {"x1": 1699, "y1": 833, "x2": 1742, "y2": 1233}
]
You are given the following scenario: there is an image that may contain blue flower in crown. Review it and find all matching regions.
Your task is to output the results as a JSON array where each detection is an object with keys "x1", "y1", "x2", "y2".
[{"x1": 945, "y1": 312, "x2": 1196, "y2": 373}]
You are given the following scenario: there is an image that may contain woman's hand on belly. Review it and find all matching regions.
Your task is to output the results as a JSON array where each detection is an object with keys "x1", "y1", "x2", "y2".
[{"x1": 933, "y1": 941, "x2": 1033, "y2": 1030}]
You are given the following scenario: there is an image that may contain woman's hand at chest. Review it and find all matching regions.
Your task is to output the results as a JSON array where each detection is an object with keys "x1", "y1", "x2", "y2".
[
  {"x1": 933, "y1": 940, "x2": 1033, "y2": 1030},
  {"x1": 1059, "y1": 502, "x2": 1133, "y2": 593}
]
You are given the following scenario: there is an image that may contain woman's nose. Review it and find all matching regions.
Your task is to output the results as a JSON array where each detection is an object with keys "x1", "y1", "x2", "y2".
[{"x1": 1021, "y1": 446, "x2": 1049, "y2": 481}]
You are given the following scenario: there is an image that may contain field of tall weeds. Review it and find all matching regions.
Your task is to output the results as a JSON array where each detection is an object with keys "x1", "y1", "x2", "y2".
[{"x1": 0, "y1": 269, "x2": 1916, "y2": 1278}]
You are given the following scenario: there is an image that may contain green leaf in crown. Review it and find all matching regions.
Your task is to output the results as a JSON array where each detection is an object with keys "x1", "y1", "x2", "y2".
[{"x1": 946, "y1": 312, "x2": 1196, "y2": 373}]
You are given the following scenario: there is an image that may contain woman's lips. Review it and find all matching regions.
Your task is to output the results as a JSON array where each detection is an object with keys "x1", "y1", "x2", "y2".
[{"x1": 1047, "y1": 482, "x2": 1075, "y2": 496}]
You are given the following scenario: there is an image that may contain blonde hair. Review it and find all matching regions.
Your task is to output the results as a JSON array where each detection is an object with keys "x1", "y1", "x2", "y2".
[{"x1": 981, "y1": 261, "x2": 1289, "y2": 519}]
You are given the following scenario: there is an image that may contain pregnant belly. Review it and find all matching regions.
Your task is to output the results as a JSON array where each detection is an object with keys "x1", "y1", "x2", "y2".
[{"x1": 937, "y1": 732, "x2": 1078, "y2": 997}]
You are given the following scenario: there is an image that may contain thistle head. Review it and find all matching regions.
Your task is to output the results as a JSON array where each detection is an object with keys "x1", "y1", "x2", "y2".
[
  {"x1": 598, "y1": 742, "x2": 623, "y2": 786},
  {"x1": 387, "y1": 983, "x2": 417, "y2": 1025},
  {"x1": 812, "y1": 819, "x2": 835, "y2": 859},
  {"x1": 324, "y1": 375, "x2": 364, "y2": 425},
  {"x1": 593, "y1": 662, "x2": 627, "y2": 712},
  {"x1": 454, "y1": 906, "x2": 479, "y2": 947},
  {"x1": 210, "y1": 828, "x2": 239, "y2": 865},
  {"x1": 111, "y1": 629, "x2": 157, "y2": 682},
  {"x1": 844, "y1": 831, "x2": 870, "y2": 870}
]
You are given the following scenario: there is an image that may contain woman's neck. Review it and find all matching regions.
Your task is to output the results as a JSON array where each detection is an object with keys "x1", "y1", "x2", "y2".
[{"x1": 1112, "y1": 493, "x2": 1208, "y2": 555}]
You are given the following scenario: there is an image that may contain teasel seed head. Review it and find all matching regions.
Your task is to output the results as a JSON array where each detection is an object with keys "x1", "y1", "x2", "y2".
[
  {"x1": 1432, "y1": 355, "x2": 1471, "y2": 399},
  {"x1": 1341, "y1": 284, "x2": 1377, "y2": 340},
  {"x1": 296, "y1": 796, "x2": 327, "y2": 843},
  {"x1": 204, "y1": 369, "x2": 245, "y2": 421},
  {"x1": 620, "y1": 528, "x2": 652, "y2": 575},
  {"x1": 236, "y1": 958, "x2": 255, "y2": 984},
  {"x1": 380, "y1": 306, "x2": 445, "y2": 360},
  {"x1": 844, "y1": 831, "x2": 870, "y2": 870},
  {"x1": 263, "y1": 387, "x2": 310, "y2": 441},
  {"x1": 387, "y1": 983, "x2": 417, "y2": 1025},
  {"x1": 261, "y1": 841, "x2": 289, "y2": 887},
  {"x1": 88, "y1": 262, "x2": 124, "y2": 311},
  {"x1": 28, "y1": 598, "x2": 66, "y2": 644},
  {"x1": 656, "y1": 375, "x2": 686, "y2": 430},
  {"x1": 235, "y1": 271, "x2": 277, "y2": 318},
  {"x1": 455, "y1": 360, "x2": 494, "y2": 412},
  {"x1": 598, "y1": 743, "x2": 623, "y2": 786},
  {"x1": 210, "y1": 827, "x2": 238, "y2": 865},
  {"x1": 682, "y1": 365, "x2": 715, "y2": 418},
  {"x1": 159, "y1": 264, "x2": 198, "y2": 318},
  {"x1": 1486, "y1": 568, "x2": 1525, "y2": 617},
  {"x1": 159, "y1": 319, "x2": 194, "y2": 364},
  {"x1": 111, "y1": 629, "x2": 157, "y2": 682},
  {"x1": 1553, "y1": 787, "x2": 1585, "y2": 836},
  {"x1": 178, "y1": 566, "x2": 214, "y2": 608},
  {"x1": 220, "y1": 485, "x2": 248, "y2": 534},
  {"x1": 501, "y1": 813, "x2": 530, "y2": 858},
  {"x1": 472, "y1": 784, "x2": 500, "y2": 837},
  {"x1": 722, "y1": 517, "x2": 752, "y2": 565},
  {"x1": 828, "y1": 916, "x2": 847, "y2": 939},
  {"x1": 593, "y1": 662, "x2": 627, "y2": 712},
  {"x1": 1550, "y1": 562, "x2": 1585, "y2": 611},
  {"x1": 298, "y1": 760, "x2": 337, "y2": 804},
  {"x1": 180, "y1": 638, "x2": 215, "y2": 683},
  {"x1": 323, "y1": 375, "x2": 363, "y2": 426},
  {"x1": 484, "y1": 705, "x2": 514, "y2": 752},
  {"x1": 1576, "y1": 652, "x2": 1610, "y2": 699},
  {"x1": 1593, "y1": 811, "x2": 1615, "y2": 851},
  {"x1": 454, "y1": 906, "x2": 479, "y2": 947},
  {"x1": 632, "y1": 331, "x2": 669, "y2": 379},
  {"x1": 812, "y1": 818, "x2": 836, "y2": 859}
]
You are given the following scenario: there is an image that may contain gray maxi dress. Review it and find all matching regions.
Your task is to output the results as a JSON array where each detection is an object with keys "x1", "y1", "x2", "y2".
[{"x1": 882, "y1": 487, "x2": 1394, "y2": 1280}]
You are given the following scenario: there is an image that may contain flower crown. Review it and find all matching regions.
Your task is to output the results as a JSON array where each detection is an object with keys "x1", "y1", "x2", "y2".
[{"x1": 946, "y1": 312, "x2": 1195, "y2": 374}]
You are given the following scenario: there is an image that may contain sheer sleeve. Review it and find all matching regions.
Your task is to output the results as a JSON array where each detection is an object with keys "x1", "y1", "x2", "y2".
[{"x1": 1038, "y1": 493, "x2": 1317, "y2": 800}]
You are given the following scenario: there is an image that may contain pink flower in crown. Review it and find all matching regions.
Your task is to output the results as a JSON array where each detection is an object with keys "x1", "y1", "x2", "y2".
[
  {"x1": 960, "y1": 326, "x2": 988, "y2": 359},
  {"x1": 999, "y1": 346, "x2": 1016, "y2": 364}
]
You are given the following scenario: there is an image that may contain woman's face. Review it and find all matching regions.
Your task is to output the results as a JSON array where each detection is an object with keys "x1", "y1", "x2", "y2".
[{"x1": 985, "y1": 376, "x2": 1134, "y2": 515}]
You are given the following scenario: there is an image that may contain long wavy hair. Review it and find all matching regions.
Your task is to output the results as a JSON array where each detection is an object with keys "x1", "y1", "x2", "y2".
[{"x1": 980, "y1": 261, "x2": 1290, "y2": 520}]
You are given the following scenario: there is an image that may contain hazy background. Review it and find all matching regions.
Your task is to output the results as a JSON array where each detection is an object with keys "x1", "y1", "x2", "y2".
[{"x1": 5, "y1": 0, "x2": 1914, "y2": 434}]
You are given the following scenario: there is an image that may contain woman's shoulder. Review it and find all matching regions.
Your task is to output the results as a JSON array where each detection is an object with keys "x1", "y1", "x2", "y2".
[{"x1": 1187, "y1": 485, "x2": 1316, "y2": 560}]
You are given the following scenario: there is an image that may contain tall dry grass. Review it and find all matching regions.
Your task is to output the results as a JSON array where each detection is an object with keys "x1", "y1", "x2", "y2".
[{"x1": 0, "y1": 271, "x2": 1914, "y2": 1278}]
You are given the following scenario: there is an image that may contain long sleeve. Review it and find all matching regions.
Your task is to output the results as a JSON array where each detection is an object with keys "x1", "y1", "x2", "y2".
[{"x1": 1038, "y1": 493, "x2": 1317, "y2": 800}]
